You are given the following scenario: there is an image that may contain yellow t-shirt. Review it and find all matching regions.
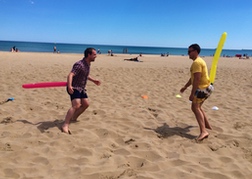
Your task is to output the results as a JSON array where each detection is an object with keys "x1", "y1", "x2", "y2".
[{"x1": 190, "y1": 57, "x2": 210, "y2": 89}]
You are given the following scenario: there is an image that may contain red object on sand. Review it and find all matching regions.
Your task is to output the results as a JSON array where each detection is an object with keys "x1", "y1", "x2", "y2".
[{"x1": 22, "y1": 82, "x2": 67, "y2": 89}]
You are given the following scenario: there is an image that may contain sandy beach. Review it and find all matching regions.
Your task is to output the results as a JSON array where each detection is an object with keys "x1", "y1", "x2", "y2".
[{"x1": 0, "y1": 51, "x2": 252, "y2": 179}]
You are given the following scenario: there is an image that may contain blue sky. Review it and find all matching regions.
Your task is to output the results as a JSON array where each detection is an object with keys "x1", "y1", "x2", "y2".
[{"x1": 1, "y1": 0, "x2": 252, "y2": 49}]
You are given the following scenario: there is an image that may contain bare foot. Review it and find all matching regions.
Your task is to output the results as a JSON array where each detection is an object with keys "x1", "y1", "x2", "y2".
[
  {"x1": 196, "y1": 132, "x2": 209, "y2": 142},
  {"x1": 61, "y1": 124, "x2": 71, "y2": 135}
]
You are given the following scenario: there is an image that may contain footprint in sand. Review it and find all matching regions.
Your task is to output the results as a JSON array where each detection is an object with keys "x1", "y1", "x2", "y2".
[
  {"x1": 1, "y1": 143, "x2": 13, "y2": 151},
  {"x1": 92, "y1": 109, "x2": 106, "y2": 116},
  {"x1": 147, "y1": 108, "x2": 159, "y2": 118},
  {"x1": 1, "y1": 117, "x2": 14, "y2": 124}
]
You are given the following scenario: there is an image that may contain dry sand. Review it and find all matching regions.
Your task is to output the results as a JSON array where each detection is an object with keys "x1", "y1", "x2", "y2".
[{"x1": 0, "y1": 51, "x2": 252, "y2": 179}]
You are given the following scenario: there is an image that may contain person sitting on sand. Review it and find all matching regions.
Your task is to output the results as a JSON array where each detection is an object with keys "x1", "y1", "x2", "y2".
[
  {"x1": 10, "y1": 46, "x2": 20, "y2": 52},
  {"x1": 10, "y1": 46, "x2": 16, "y2": 52}
]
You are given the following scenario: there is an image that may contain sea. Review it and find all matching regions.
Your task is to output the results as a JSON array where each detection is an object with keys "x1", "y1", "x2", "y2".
[{"x1": 0, "y1": 40, "x2": 251, "y2": 57}]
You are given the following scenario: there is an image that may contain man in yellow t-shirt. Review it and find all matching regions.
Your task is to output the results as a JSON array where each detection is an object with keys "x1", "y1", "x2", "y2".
[
  {"x1": 190, "y1": 57, "x2": 210, "y2": 89},
  {"x1": 180, "y1": 44, "x2": 213, "y2": 142}
]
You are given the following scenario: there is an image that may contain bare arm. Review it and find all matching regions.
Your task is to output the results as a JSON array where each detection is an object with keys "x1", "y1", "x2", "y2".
[
  {"x1": 67, "y1": 72, "x2": 75, "y2": 94},
  {"x1": 180, "y1": 78, "x2": 192, "y2": 93},
  {"x1": 88, "y1": 76, "x2": 101, "y2": 86}
]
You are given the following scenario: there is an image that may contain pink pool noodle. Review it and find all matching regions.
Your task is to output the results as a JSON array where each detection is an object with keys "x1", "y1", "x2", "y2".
[{"x1": 22, "y1": 82, "x2": 67, "y2": 89}]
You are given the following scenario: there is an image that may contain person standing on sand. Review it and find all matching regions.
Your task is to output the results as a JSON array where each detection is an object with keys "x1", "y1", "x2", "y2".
[
  {"x1": 62, "y1": 48, "x2": 101, "y2": 134},
  {"x1": 53, "y1": 46, "x2": 57, "y2": 53},
  {"x1": 180, "y1": 44, "x2": 214, "y2": 142}
]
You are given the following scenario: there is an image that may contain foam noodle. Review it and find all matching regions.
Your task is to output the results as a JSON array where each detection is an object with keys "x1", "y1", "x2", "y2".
[
  {"x1": 209, "y1": 32, "x2": 227, "y2": 84},
  {"x1": 22, "y1": 82, "x2": 67, "y2": 89}
]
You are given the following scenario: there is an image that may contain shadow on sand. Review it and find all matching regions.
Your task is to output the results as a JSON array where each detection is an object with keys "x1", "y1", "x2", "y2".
[
  {"x1": 16, "y1": 119, "x2": 64, "y2": 133},
  {"x1": 144, "y1": 123, "x2": 197, "y2": 139}
]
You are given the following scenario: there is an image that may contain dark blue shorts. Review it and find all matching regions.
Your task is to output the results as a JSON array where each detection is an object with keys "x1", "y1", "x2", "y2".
[{"x1": 67, "y1": 88, "x2": 88, "y2": 101}]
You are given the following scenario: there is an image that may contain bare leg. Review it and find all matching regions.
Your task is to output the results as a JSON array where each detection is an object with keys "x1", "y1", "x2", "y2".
[
  {"x1": 200, "y1": 106, "x2": 212, "y2": 130},
  {"x1": 62, "y1": 99, "x2": 81, "y2": 134},
  {"x1": 191, "y1": 102, "x2": 209, "y2": 141},
  {"x1": 72, "y1": 98, "x2": 89, "y2": 121}
]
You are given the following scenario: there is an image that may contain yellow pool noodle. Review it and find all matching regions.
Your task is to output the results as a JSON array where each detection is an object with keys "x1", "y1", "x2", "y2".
[{"x1": 209, "y1": 32, "x2": 227, "y2": 84}]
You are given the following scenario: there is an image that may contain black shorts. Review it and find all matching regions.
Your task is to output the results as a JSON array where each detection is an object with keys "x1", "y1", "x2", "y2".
[{"x1": 67, "y1": 88, "x2": 88, "y2": 101}]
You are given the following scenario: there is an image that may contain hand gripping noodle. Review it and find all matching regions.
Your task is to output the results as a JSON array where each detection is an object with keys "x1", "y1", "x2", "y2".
[
  {"x1": 22, "y1": 82, "x2": 67, "y2": 89},
  {"x1": 209, "y1": 32, "x2": 227, "y2": 85}
]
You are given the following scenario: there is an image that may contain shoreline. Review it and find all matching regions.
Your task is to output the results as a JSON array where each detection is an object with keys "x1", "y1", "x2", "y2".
[{"x1": 1, "y1": 50, "x2": 249, "y2": 59}]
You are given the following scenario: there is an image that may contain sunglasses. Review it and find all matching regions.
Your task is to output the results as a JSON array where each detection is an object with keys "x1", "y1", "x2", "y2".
[{"x1": 188, "y1": 49, "x2": 195, "y2": 54}]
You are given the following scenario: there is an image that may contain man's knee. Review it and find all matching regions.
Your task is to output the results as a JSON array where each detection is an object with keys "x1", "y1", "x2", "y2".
[
  {"x1": 81, "y1": 100, "x2": 89, "y2": 109},
  {"x1": 191, "y1": 103, "x2": 199, "y2": 113},
  {"x1": 82, "y1": 103, "x2": 89, "y2": 109},
  {"x1": 73, "y1": 103, "x2": 82, "y2": 109}
]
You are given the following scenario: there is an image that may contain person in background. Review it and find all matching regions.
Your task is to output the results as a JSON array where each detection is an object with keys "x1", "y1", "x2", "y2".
[
  {"x1": 53, "y1": 46, "x2": 57, "y2": 53},
  {"x1": 180, "y1": 44, "x2": 213, "y2": 142},
  {"x1": 10, "y1": 46, "x2": 16, "y2": 52},
  {"x1": 62, "y1": 47, "x2": 101, "y2": 134},
  {"x1": 124, "y1": 56, "x2": 140, "y2": 62}
]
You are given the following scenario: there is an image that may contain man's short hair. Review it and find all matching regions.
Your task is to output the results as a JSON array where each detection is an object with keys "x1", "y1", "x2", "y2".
[
  {"x1": 84, "y1": 48, "x2": 96, "y2": 58},
  {"x1": 189, "y1": 44, "x2": 201, "y2": 54}
]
